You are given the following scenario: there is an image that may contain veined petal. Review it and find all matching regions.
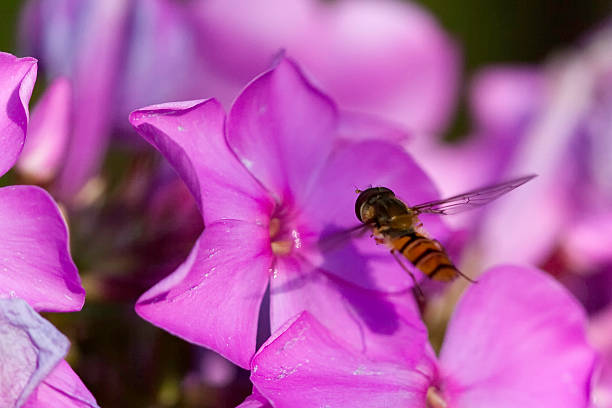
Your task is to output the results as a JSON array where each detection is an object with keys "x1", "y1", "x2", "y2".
[
  {"x1": 227, "y1": 57, "x2": 338, "y2": 207},
  {"x1": 136, "y1": 220, "x2": 273, "y2": 368},
  {"x1": 23, "y1": 360, "x2": 99, "y2": 408},
  {"x1": 269, "y1": 256, "x2": 429, "y2": 365},
  {"x1": 299, "y1": 139, "x2": 452, "y2": 292},
  {"x1": 130, "y1": 98, "x2": 273, "y2": 224},
  {"x1": 251, "y1": 311, "x2": 432, "y2": 408},
  {"x1": 17, "y1": 77, "x2": 71, "y2": 183},
  {"x1": 439, "y1": 265, "x2": 596, "y2": 408},
  {"x1": 0, "y1": 185, "x2": 84, "y2": 312},
  {"x1": 0, "y1": 52, "x2": 37, "y2": 178},
  {"x1": 0, "y1": 298, "x2": 69, "y2": 407}
]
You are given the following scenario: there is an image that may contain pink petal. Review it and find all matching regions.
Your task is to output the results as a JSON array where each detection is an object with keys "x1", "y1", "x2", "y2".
[
  {"x1": 130, "y1": 99, "x2": 273, "y2": 224},
  {"x1": 562, "y1": 212, "x2": 612, "y2": 270},
  {"x1": 17, "y1": 77, "x2": 71, "y2": 183},
  {"x1": 477, "y1": 178, "x2": 570, "y2": 269},
  {"x1": 476, "y1": 57, "x2": 594, "y2": 268},
  {"x1": 227, "y1": 57, "x2": 338, "y2": 206},
  {"x1": 0, "y1": 298, "x2": 69, "y2": 407},
  {"x1": 136, "y1": 221, "x2": 273, "y2": 369},
  {"x1": 269, "y1": 256, "x2": 429, "y2": 365},
  {"x1": 115, "y1": 0, "x2": 209, "y2": 129},
  {"x1": 23, "y1": 360, "x2": 98, "y2": 408},
  {"x1": 0, "y1": 185, "x2": 84, "y2": 312},
  {"x1": 54, "y1": 0, "x2": 130, "y2": 200},
  {"x1": 439, "y1": 265, "x2": 596, "y2": 408},
  {"x1": 470, "y1": 66, "x2": 544, "y2": 138},
  {"x1": 0, "y1": 52, "x2": 37, "y2": 177},
  {"x1": 19, "y1": 0, "x2": 82, "y2": 78},
  {"x1": 251, "y1": 311, "x2": 433, "y2": 407},
  {"x1": 236, "y1": 389, "x2": 272, "y2": 408},
  {"x1": 189, "y1": 0, "x2": 317, "y2": 99},
  {"x1": 190, "y1": 0, "x2": 459, "y2": 133},
  {"x1": 299, "y1": 139, "x2": 453, "y2": 292},
  {"x1": 337, "y1": 111, "x2": 410, "y2": 144},
  {"x1": 309, "y1": 0, "x2": 459, "y2": 134},
  {"x1": 589, "y1": 306, "x2": 612, "y2": 408},
  {"x1": 406, "y1": 135, "x2": 500, "y2": 230}
]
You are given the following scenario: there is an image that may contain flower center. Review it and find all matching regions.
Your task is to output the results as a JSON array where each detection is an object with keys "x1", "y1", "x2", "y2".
[
  {"x1": 269, "y1": 217, "x2": 302, "y2": 256},
  {"x1": 426, "y1": 386, "x2": 448, "y2": 408}
]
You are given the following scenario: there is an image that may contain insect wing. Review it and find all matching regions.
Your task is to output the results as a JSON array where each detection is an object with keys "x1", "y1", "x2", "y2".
[
  {"x1": 317, "y1": 223, "x2": 370, "y2": 253},
  {"x1": 411, "y1": 174, "x2": 537, "y2": 215}
]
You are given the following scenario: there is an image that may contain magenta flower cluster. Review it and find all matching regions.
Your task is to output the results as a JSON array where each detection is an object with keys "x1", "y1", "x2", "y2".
[
  {"x1": 128, "y1": 55, "x2": 597, "y2": 407},
  {"x1": 4, "y1": 0, "x2": 609, "y2": 406},
  {"x1": 0, "y1": 53, "x2": 97, "y2": 407}
]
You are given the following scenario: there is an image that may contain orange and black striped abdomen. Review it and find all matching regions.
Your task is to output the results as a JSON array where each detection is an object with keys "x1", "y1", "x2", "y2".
[{"x1": 392, "y1": 232, "x2": 458, "y2": 282}]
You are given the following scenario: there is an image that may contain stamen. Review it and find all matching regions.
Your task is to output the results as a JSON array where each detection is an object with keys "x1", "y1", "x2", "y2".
[
  {"x1": 269, "y1": 217, "x2": 299, "y2": 256},
  {"x1": 271, "y1": 240, "x2": 292, "y2": 255},
  {"x1": 426, "y1": 386, "x2": 447, "y2": 408},
  {"x1": 269, "y1": 218, "x2": 281, "y2": 238}
]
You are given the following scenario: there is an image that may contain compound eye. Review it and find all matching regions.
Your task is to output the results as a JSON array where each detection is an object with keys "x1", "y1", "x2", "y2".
[
  {"x1": 355, "y1": 191, "x2": 370, "y2": 222},
  {"x1": 354, "y1": 187, "x2": 394, "y2": 222}
]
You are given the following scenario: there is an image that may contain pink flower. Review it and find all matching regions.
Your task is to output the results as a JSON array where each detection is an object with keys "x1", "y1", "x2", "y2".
[
  {"x1": 20, "y1": 0, "x2": 205, "y2": 200},
  {"x1": 1, "y1": 299, "x2": 98, "y2": 408},
  {"x1": 0, "y1": 52, "x2": 83, "y2": 312},
  {"x1": 248, "y1": 265, "x2": 596, "y2": 407},
  {"x1": 412, "y1": 25, "x2": 612, "y2": 278},
  {"x1": 189, "y1": 0, "x2": 459, "y2": 134},
  {"x1": 0, "y1": 52, "x2": 96, "y2": 407},
  {"x1": 590, "y1": 305, "x2": 612, "y2": 408},
  {"x1": 444, "y1": 27, "x2": 612, "y2": 406},
  {"x1": 0, "y1": 298, "x2": 68, "y2": 407},
  {"x1": 130, "y1": 57, "x2": 454, "y2": 368},
  {"x1": 16, "y1": 77, "x2": 71, "y2": 184},
  {"x1": 21, "y1": 0, "x2": 458, "y2": 200},
  {"x1": 0, "y1": 52, "x2": 36, "y2": 177},
  {"x1": 236, "y1": 389, "x2": 271, "y2": 408}
]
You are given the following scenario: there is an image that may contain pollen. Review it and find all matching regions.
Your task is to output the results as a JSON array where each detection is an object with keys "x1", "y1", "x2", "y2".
[
  {"x1": 269, "y1": 218, "x2": 281, "y2": 238},
  {"x1": 269, "y1": 217, "x2": 294, "y2": 256},
  {"x1": 271, "y1": 240, "x2": 292, "y2": 255}
]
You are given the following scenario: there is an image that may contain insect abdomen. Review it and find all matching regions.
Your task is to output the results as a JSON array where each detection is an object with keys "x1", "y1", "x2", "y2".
[{"x1": 394, "y1": 232, "x2": 458, "y2": 282}]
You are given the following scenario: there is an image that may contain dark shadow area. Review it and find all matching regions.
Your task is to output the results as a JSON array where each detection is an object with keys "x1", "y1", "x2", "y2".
[
  {"x1": 271, "y1": 223, "x2": 406, "y2": 343},
  {"x1": 256, "y1": 282, "x2": 271, "y2": 349}
]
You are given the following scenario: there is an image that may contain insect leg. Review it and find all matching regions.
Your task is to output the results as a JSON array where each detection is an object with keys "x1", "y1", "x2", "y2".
[
  {"x1": 455, "y1": 268, "x2": 478, "y2": 283},
  {"x1": 391, "y1": 249, "x2": 425, "y2": 301}
]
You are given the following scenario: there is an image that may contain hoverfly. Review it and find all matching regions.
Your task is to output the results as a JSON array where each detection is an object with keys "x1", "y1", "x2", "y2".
[{"x1": 354, "y1": 174, "x2": 536, "y2": 296}]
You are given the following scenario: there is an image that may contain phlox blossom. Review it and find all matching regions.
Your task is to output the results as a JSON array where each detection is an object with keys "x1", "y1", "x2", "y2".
[
  {"x1": 244, "y1": 266, "x2": 596, "y2": 408},
  {"x1": 21, "y1": 0, "x2": 458, "y2": 199},
  {"x1": 130, "y1": 57, "x2": 455, "y2": 368},
  {"x1": 0, "y1": 51, "x2": 96, "y2": 408}
]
